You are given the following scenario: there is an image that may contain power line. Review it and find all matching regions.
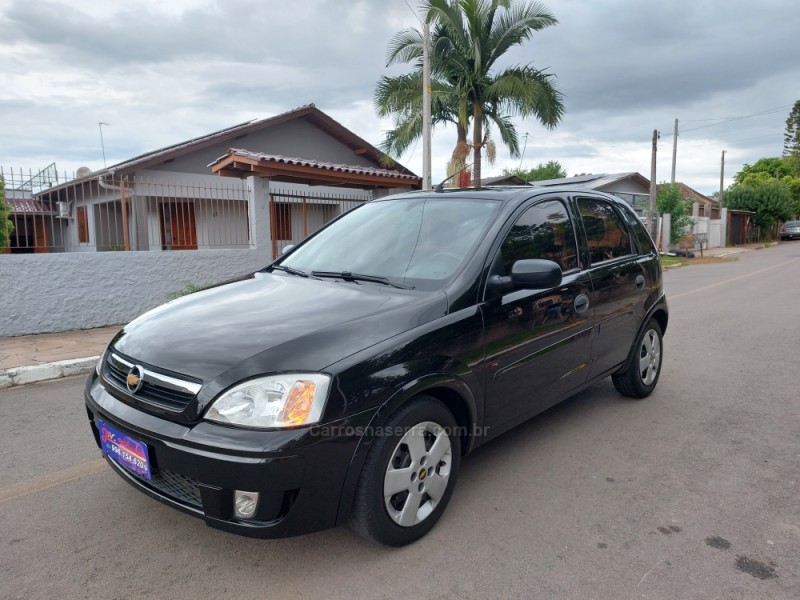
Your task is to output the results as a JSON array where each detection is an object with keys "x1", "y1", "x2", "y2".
[
  {"x1": 682, "y1": 103, "x2": 793, "y2": 123},
  {"x1": 658, "y1": 130, "x2": 782, "y2": 151},
  {"x1": 658, "y1": 132, "x2": 780, "y2": 150},
  {"x1": 401, "y1": 0, "x2": 423, "y2": 24},
  {"x1": 676, "y1": 132, "x2": 782, "y2": 150},
  {"x1": 677, "y1": 104, "x2": 791, "y2": 135}
]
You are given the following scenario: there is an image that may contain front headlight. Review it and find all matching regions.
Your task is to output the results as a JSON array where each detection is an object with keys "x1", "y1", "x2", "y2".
[{"x1": 205, "y1": 373, "x2": 331, "y2": 429}]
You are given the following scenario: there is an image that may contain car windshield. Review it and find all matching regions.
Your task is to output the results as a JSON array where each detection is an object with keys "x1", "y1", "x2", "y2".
[
  {"x1": 279, "y1": 196, "x2": 501, "y2": 290},
  {"x1": 786, "y1": 221, "x2": 800, "y2": 227}
]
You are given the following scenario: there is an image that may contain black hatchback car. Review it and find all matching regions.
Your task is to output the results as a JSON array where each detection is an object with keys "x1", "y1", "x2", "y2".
[{"x1": 85, "y1": 187, "x2": 668, "y2": 546}]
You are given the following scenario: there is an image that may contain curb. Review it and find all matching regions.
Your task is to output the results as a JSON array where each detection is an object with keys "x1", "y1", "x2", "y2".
[
  {"x1": 0, "y1": 356, "x2": 99, "y2": 390},
  {"x1": 713, "y1": 249, "x2": 745, "y2": 258}
]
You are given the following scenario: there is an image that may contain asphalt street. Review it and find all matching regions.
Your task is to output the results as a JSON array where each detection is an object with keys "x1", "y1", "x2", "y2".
[{"x1": 1, "y1": 243, "x2": 799, "y2": 599}]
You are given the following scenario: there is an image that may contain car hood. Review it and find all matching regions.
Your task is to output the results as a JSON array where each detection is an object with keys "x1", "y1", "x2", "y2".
[{"x1": 111, "y1": 272, "x2": 447, "y2": 381}]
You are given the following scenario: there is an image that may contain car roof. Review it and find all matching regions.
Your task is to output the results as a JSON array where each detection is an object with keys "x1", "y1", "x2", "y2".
[{"x1": 379, "y1": 185, "x2": 628, "y2": 206}]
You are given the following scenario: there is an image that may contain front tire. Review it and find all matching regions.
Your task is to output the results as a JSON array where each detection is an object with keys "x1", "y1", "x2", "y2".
[
  {"x1": 350, "y1": 396, "x2": 461, "y2": 546},
  {"x1": 612, "y1": 319, "x2": 663, "y2": 398}
]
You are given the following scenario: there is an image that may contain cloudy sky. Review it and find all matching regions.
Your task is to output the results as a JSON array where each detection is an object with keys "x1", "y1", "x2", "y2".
[{"x1": 1, "y1": 0, "x2": 797, "y2": 195}]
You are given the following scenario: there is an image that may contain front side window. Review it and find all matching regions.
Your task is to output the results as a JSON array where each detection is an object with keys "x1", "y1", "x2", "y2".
[
  {"x1": 577, "y1": 198, "x2": 633, "y2": 264},
  {"x1": 496, "y1": 199, "x2": 579, "y2": 274}
]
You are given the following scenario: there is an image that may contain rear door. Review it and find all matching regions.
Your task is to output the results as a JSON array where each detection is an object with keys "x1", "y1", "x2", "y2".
[
  {"x1": 481, "y1": 198, "x2": 594, "y2": 430},
  {"x1": 575, "y1": 195, "x2": 649, "y2": 376}
]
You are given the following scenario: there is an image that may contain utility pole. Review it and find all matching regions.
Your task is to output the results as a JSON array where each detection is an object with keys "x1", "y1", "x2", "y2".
[
  {"x1": 98, "y1": 122, "x2": 110, "y2": 168},
  {"x1": 719, "y1": 150, "x2": 726, "y2": 208},
  {"x1": 671, "y1": 118, "x2": 678, "y2": 184},
  {"x1": 649, "y1": 129, "x2": 659, "y2": 237},
  {"x1": 421, "y1": 22, "x2": 432, "y2": 191},
  {"x1": 518, "y1": 132, "x2": 529, "y2": 170}
]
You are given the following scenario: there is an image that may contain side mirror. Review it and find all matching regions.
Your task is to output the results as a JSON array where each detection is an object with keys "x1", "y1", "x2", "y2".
[
  {"x1": 510, "y1": 259, "x2": 562, "y2": 289},
  {"x1": 281, "y1": 244, "x2": 295, "y2": 255}
]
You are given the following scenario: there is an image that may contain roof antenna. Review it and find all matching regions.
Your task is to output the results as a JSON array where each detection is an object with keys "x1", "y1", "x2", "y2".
[{"x1": 434, "y1": 161, "x2": 472, "y2": 193}]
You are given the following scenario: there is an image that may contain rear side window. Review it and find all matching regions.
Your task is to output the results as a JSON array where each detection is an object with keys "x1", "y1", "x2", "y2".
[
  {"x1": 577, "y1": 198, "x2": 633, "y2": 264},
  {"x1": 498, "y1": 199, "x2": 579, "y2": 273},
  {"x1": 618, "y1": 204, "x2": 656, "y2": 255}
]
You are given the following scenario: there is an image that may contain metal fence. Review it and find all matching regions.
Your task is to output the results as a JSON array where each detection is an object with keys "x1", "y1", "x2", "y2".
[
  {"x1": 1, "y1": 167, "x2": 251, "y2": 253},
  {"x1": 269, "y1": 188, "x2": 370, "y2": 258}
]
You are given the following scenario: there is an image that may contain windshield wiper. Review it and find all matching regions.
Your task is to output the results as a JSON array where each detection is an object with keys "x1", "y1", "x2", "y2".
[
  {"x1": 311, "y1": 271, "x2": 415, "y2": 290},
  {"x1": 271, "y1": 264, "x2": 314, "y2": 278}
]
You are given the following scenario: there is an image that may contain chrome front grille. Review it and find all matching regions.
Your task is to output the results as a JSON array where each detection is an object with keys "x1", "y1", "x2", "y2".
[{"x1": 103, "y1": 352, "x2": 201, "y2": 412}]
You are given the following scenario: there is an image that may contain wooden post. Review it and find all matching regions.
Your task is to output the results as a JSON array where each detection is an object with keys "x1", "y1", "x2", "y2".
[
  {"x1": 302, "y1": 196, "x2": 308, "y2": 238},
  {"x1": 120, "y1": 176, "x2": 130, "y2": 251},
  {"x1": 269, "y1": 194, "x2": 277, "y2": 260}
]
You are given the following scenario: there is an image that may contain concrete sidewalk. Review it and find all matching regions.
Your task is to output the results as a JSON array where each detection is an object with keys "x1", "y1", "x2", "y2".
[
  {"x1": 0, "y1": 325, "x2": 121, "y2": 389},
  {"x1": 669, "y1": 242, "x2": 775, "y2": 258}
]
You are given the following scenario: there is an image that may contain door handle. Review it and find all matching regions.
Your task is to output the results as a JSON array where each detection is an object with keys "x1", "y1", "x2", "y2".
[
  {"x1": 574, "y1": 294, "x2": 590, "y2": 314},
  {"x1": 635, "y1": 275, "x2": 645, "y2": 289}
]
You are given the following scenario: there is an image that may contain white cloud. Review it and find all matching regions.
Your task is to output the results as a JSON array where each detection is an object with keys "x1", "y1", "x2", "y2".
[{"x1": 0, "y1": 0, "x2": 797, "y2": 194}]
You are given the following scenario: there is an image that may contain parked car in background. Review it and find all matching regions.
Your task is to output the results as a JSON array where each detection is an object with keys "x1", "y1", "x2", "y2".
[
  {"x1": 84, "y1": 187, "x2": 668, "y2": 546},
  {"x1": 780, "y1": 220, "x2": 800, "y2": 240}
]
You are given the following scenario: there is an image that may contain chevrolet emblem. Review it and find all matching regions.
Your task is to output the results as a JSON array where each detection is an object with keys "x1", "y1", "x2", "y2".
[{"x1": 126, "y1": 365, "x2": 145, "y2": 393}]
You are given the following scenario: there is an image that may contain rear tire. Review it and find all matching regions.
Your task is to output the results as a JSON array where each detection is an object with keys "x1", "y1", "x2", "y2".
[
  {"x1": 612, "y1": 319, "x2": 663, "y2": 399},
  {"x1": 349, "y1": 396, "x2": 461, "y2": 546}
]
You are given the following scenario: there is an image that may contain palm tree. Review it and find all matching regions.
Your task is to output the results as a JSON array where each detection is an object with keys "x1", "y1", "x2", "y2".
[
  {"x1": 375, "y1": 26, "x2": 471, "y2": 179},
  {"x1": 376, "y1": 0, "x2": 564, "y2": 187},
  {"x1": 375, "y1": 69, "x2": 467, "y2": 162}
]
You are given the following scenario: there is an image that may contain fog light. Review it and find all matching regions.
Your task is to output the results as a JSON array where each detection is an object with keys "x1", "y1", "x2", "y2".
[{"x1": 233, "y1": 490, "x2": 259, "y2": 519}]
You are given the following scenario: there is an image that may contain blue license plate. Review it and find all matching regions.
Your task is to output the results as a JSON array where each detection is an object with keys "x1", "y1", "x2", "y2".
[{"x1": 98, "y1": 419, "x2": 151, "y2": 480}]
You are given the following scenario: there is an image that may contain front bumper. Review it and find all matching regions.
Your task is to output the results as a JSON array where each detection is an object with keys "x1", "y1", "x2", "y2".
[{"x1": 85, "y1": 374, "x2": 372, "y2": 538}]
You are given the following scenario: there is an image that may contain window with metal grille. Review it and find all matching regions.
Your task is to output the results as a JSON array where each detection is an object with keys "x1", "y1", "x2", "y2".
[{"x1": 272, "y1": 202, "x2": 292, "y2": 240}]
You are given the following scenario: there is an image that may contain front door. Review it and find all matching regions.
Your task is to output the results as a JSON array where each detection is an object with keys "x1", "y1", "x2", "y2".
[
  {"x1": 33, "y1": 216, "x2": 50, "y2": 253},
  {"x1": 482, "y1": 198, "x2": 594, "y2": 430},
  {"x1": 161, "y1": 202, "x2": 197, "y2": 250}
]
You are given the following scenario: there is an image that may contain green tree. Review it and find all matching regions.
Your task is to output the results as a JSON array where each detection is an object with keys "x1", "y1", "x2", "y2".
[
  {"x1": 783, "y1": 176, "x2": 800, "y2": 218},
  {"x1": 732, "y1": 156, "x2": 800, "y2": 219},
  {"x1": 502, "y1": 160, "x2": 566, "y2": 181},
  {"x1": 656, "y1": 183, "x2": 694, "y2": 245},
  {"x1": 725, "y1": 180, "x2": 794, "y2": 237},
  {"x1": 375, "y1": 68, "x2": 469, "y2": 167},
  {"x1": 377, "y1": 0, "x2": 565, "y2": 187},
  {"x1": 734, "y1": 157, "x2": 794, "y2": 185},
  {"x1": 784, "y1": 100, "x2": 800, "y2": 157},
  {"x1": 0, "y1": 177, "x2": 15, "y2": 251}
]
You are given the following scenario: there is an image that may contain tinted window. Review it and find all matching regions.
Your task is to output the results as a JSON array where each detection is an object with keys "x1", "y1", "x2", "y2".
[
  {"x1": 497, "y1": 200, "x2": 579, "y2": 273},
  {"x1": 578, "y1": 198, "x2": 633, "y2": 264},
  {"x1": 282, "y1": 197, "x2": 500, "y2": 290},
  {"x1": 618, "y1": 204, "x2": 655, "y2": 255}
]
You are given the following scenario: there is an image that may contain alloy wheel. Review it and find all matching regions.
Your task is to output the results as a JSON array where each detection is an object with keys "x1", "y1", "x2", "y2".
[
  {"x1": 638, "y1": 328, "x2": 661, "y2": 386},
  {"x1": 383, "y1": 421, "x2": 453, "y2": 527}
]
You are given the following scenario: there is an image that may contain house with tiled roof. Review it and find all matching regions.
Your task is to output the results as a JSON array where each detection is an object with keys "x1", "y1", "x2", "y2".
[
  {"x1": 9, "y1": 105, "x2": 419, "y2": 255},
  {"x1": 657, "y1": 182, "x2": 720, "y2": 219},
  {"x1": 530, "y1": 172, "x2": 651, "y2": 214}
]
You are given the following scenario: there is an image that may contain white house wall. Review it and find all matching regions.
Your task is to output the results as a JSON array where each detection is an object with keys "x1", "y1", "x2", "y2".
[
  {"x1": 67, "y1": 183, "x2": 120, "y2": 252},
  {"x1": 194, "y1": 199, "x2": 250, "y2": 249},
  {"x1": 0, "y1": 247, "x2": 270, "y2": 336},
  {"x1": 599, "y1": 179, "x2": 650, "y2": 195},
  {"x1": 0, "y1": 182, "x2": 271, "y2": 336}
]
